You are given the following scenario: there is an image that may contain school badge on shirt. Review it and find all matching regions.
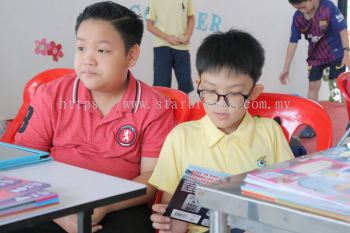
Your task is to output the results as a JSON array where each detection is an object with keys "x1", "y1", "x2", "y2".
[
  {"x1": 319, "y1": 20, "x2": 328, "y2": 29},
  {"x1": 116, "y1": 125, "x2": 137, "y2": 147},
  {"x1": 257, "y1": 156, "x2": 267, "y2": 168}
]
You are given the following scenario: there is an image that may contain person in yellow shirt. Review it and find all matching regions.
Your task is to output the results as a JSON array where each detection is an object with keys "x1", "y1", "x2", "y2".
[
  {"x1": 146, "y1": 0, "x2": 195, "y2": 94},
  {"x1": 149, "y1": 29, "x2": 294, "y2": 233}
]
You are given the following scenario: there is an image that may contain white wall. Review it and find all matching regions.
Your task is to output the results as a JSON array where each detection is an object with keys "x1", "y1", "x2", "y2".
[{"x1": 0, "y1": 0, "x2": 331, "y2": 119}]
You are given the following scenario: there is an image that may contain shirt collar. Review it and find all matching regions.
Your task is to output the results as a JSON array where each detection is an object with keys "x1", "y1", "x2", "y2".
[
  {"x1": 72, "y1": 71, "x2": 141, "y2": 113},
  {"x1": 119, "y1": 72, "x2": 140, "y2": 113},
  {"x1": 202, "y1": 113, "x2": 256, "y2": 148},
  {"x1": 72, "y1": 76, "x2": 92, "y2": 105}
]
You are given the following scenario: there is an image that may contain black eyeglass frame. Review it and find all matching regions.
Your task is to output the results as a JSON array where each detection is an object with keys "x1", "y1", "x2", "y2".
[{"x1": 196, "y1": 79, "x2": 254, "y2": 108}]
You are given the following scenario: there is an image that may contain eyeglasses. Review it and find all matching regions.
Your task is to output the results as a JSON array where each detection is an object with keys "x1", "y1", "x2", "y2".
[{"x1": 197, "y1": 89, "x2": 249, "y2": 108}]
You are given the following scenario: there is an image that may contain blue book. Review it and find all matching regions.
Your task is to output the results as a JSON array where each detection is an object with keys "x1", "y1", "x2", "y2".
[{"x1": 0, "y1": 142, "x2": 52, "y2": 170}]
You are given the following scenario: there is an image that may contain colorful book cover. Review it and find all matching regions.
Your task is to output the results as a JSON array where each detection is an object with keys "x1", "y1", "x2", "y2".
[
  {"x1": 0, "y1": 176, "x2": 51, "y2": 206},
  {"x1": 0, "y1": 175, "x2": 58, "y2": 217},
  {"x1": 164, "y1": 165, "x2": 229, "y2": 227},
  {"x1": 243, "y1": 154, "x2": 350, "y2": 213},
  {"x1": 0, "y1": 195, "x2": 59, "y2": 217},
  {"x1": 0, "y1": 176, "x2": 22, "y2": 189},
  {"x1": 0, "y1": 189, "x2": 58, "y2": 211}
]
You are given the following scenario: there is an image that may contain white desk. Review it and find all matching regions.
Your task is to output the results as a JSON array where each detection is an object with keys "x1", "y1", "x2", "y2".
[{"x1": 0, "y1": 161, "x2": 146, "y2": 233}]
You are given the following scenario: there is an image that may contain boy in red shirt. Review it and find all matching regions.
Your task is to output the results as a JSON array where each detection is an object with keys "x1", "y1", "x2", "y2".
[{"x1": 13, "y1": 2, "x2": 175, "y2": 233}]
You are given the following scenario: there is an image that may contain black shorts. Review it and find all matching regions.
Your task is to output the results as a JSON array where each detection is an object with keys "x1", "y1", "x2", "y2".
[{"x1": 308, "y1": 57, "x2": 345, "y2": 82}]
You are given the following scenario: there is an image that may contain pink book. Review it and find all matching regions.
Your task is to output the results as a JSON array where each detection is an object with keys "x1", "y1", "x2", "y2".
[{"x1": 244, "y1": 156, "x2": 350, "y2": 210}]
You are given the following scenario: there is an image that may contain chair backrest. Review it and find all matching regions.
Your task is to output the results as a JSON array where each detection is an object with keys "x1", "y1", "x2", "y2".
[
  {"x1": 153, "y1": 86, "x2": 191, "y2": 124},
  {"x1": 151, "y1": 87, "x2": 191, "y2": 227},
  {"x1": 337, "y1": 72, "x2": 350, "y2": 122},
  {"x1": 189, "y1": 93, "x2": 333, "y2": 151},
  {"x1": 1, "y1": 68, "x2": 74, "y2": 143}
]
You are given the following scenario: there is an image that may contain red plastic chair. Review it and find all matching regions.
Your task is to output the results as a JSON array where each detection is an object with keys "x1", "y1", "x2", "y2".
[
  {"x1": 153, "y1": 86, "x2": 191, "y2": 124},
  {"x1": 189, "y1": 93, "x2": 333, "y2": 152},
  {"x1": 337, "y1": 72, "x2": 350, "y2": 122},
  {"x1": 1, "y1": 68, "x2": 74, "y2": 143},
  {"x1": 151, "y1": 87, "x2": 191, "y2": 226}
]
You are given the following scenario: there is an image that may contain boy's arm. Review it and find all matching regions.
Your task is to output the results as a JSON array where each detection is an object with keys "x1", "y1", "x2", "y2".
[
  {"x1": 340, "y1": 28, "x2": 350, "y2": 69},
  {"x1": 151, "y1": 192, "x2": 189, "y2": 233},
  {"x1": 54, "y1": 157, "x2": 158, "y2": 233},
  {"x1": 279, "y1": 42, "x2": 298, "y2": 85},
  {"x1": 180, "y1": 16, "x2": 195, "y2": 45},
  {"x1": 89, "y1": 157, "x2": 158, "y2": 220},
  {"x1": 14, "y1": 85, "x2": 53, "y2": 151},
  {"x1": 146, "y1": 19, "x2": 180, "y2": 46}
]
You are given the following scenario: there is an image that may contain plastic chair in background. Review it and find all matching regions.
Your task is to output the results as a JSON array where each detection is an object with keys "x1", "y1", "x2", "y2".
[
  {"x1": 1, "y1": 68, "x2": 74, "y2": 143},
  {"x1": 152, "y1": 86, "x2": 192, "y2": 227},
  {"x1": 189, "y1": 93, "x2": 333, "y2": 152},
  {"x1": 153, "y1": 86, "x2": 191, "y2": 124},
  {"x1": 337, "y1": 71, "x2": 350, "y2": 124}
]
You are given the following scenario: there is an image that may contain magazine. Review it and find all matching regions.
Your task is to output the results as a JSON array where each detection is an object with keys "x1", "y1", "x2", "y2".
[
  {"x1": 242, "y1": 146, "x2": 350, "y2": 218},
  {"x1": 164, "y1": 165, "x2": 229, "y2": 227},
  {"x1": 0, "y1": 175, "x2": 59, "y2": 217}
]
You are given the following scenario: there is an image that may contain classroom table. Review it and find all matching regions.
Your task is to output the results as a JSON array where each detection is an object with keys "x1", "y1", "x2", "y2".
[{"x1": 0, "y1": 161, "x2": 146, "y2": 233}]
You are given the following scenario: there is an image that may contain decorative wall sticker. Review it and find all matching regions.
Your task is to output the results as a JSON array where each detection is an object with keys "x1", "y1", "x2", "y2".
[
  {"x1": 34, "y1": 38, "x2": 64, "y2": 62},
  {"x1": 47, "y1": 41, "x2": 64, "y2": 62},
  {"x1": 34, "y1": 38, "x2": 49, "y2": 56}
]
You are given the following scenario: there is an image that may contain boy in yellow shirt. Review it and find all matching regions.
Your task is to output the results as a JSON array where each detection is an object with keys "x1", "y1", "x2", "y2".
[
  {"x1": 146, "y1": 0, "x2": 195, "y2": 94},
  {"x1": 149, "y1": 30, "x2": 294, "y2": 233}
]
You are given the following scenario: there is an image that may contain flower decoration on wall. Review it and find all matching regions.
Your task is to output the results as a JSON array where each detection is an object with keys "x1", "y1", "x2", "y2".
[
  {"x1": 34, "y1": 38, "x2": 50, "y2": 56},
  {"x1": 34, "y1": 38, "x2": 64, "y2": 62},
  {"x1": 47, "y1": 41, "x2": 64, "y2": 62}
]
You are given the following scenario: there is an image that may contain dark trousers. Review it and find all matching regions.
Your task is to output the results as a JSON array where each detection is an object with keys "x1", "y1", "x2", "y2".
[
  {"x1": 153, "y1": 46, "x2": 194, "y2": 94},
  {"x1": 5, "y1": 204, "x2": 154, "y2": 233}
]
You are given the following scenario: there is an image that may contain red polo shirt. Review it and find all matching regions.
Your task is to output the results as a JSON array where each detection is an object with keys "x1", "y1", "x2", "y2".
[{"x1": 15, "y1": 72, "x2": 175, "y2": 179}]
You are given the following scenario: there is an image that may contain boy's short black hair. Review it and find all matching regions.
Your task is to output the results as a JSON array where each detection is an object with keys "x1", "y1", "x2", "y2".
[
  {"x1": 196, "y1": 29, "x2": 265, "y2": 84},
  {"x1": 288, "y1": 0, "x2": 307, "y2": 4},
  {"x1": 75, "y1": 1, "x2": 143, "y2": 52}
]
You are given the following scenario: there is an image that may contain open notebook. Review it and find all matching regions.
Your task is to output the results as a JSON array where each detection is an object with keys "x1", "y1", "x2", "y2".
[{"x1": 0, "y1": 142, "x2": 52, "y2": 170}]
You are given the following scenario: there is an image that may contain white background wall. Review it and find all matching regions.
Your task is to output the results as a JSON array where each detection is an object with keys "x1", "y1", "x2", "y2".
[{"x1": 0, "y1": 0, "x2": 337, "y2": 119}]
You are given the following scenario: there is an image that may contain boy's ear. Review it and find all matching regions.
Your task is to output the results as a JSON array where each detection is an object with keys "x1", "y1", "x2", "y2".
[
  {"x1": 249, "y1": 84, "x2": 264, "y2": 101},
  {"x1": 195, "y1": 78, "x2": 200, "y2": 86},
  {"x1": 127, "y1": 44, "x2": 140, "y2": 68}
]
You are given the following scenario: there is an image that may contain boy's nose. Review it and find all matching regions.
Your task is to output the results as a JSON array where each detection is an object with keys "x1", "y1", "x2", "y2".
[
  {"x1": 216, "y1": 96, "x2": 228, "y2": 107},
  {"x1": 83, "y1": 54, "x2": 97, "y2": 66}
]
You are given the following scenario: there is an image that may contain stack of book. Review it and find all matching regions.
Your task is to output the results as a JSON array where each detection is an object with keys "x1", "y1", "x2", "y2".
[
  {"x1": 241, "y1": 146, "x2": 350, "y2": 222},
  {"x1": 0, "y1": 175, "x2": 59, "y2": 217}
]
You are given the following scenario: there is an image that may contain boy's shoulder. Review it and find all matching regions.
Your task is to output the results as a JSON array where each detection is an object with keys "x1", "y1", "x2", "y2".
[
  {"x1": 133, "y1": 78, "x2": 175, "y2": 118},
  {"x1": 137, "y1": 79, "x2": 167, "y2": 101},
  {"x1": 34, "y1": 72, "x2": 77, "y2": 99}
]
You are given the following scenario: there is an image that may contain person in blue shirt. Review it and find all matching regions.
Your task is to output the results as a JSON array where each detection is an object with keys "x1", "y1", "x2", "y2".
[{"x1": 279, "y1": 0, "x2": 350, "y2": 138}]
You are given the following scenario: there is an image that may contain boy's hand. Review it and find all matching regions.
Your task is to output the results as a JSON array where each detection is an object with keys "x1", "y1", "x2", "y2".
[
  {"x1": 279, "y1": 68, "x2": 290, "y2": 85},
  {"x1": 151, "y1": 204, "x2": 189, "y2": 233},
  {"x1": 54, "y1": 214, "x2": 103, "y2": 233},
  {"x1": 151, "y1": 204, "x2": 172, "y2": 232},
  {"x1": 91, "y1": 206, "x2": 109, "y2": 226},
  {"x1": 166, "y1": 35, "x2": 181, "y2": 45},
  {"x1": 341, "y1": 52, "x2": 350, "y2": 70},
  {"x1": 179, "y1": 34, "x2": 191, "y2": 44}
]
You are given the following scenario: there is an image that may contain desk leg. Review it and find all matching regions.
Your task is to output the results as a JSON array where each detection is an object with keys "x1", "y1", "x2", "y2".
[
  {"x1": 77, "y1": 209, "x2": 93, "y2": 233},
  {"x1": 209, "y1": 210, "x2": 230, "y2": 233}
]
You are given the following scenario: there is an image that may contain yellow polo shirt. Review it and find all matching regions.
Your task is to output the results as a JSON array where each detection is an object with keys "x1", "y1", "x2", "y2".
[
  {"x1": 147, "y1": 0, "x2": 194, "y2": 50},
  {"x1": 149, "y1": 113, "x2": 293, "y2": 233}
]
